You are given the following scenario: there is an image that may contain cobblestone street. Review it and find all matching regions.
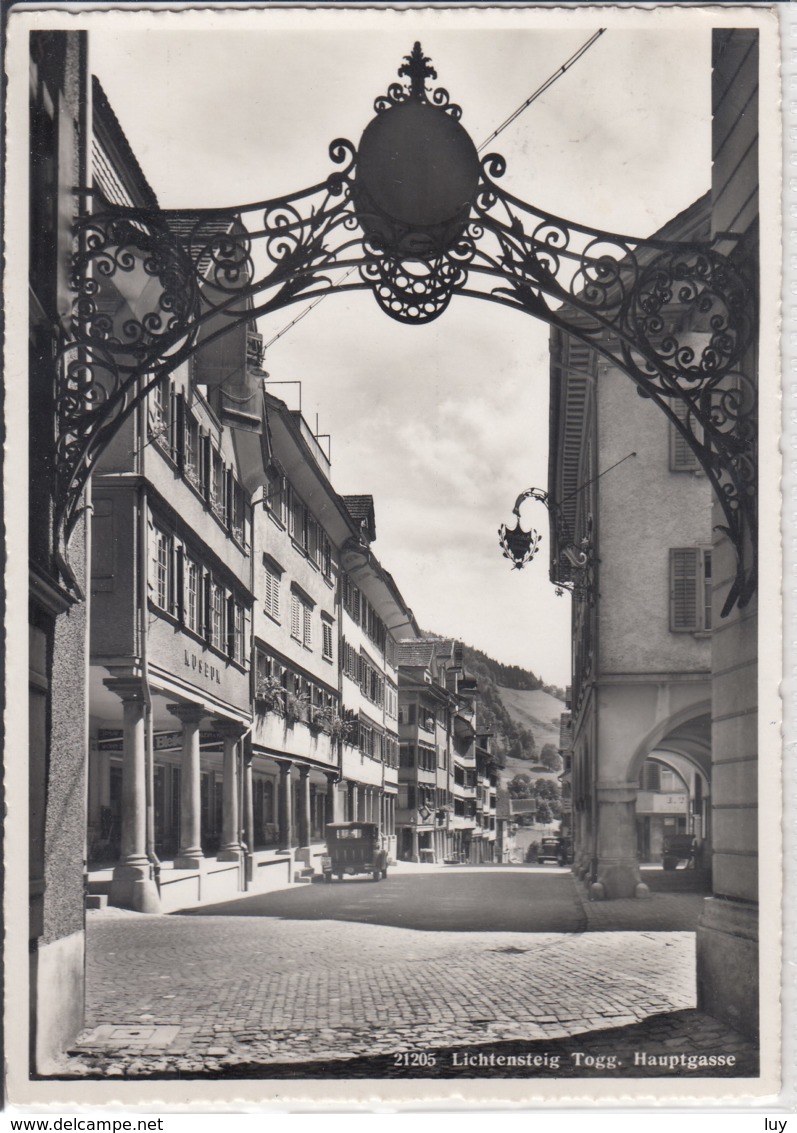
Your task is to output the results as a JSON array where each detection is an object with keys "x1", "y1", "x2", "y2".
[{"x1": 62, "y1": 867, "x2": 758, "y2": 1080}]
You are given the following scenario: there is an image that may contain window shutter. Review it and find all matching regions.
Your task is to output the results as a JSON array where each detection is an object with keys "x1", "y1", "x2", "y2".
[
  {"x1": 670, "y1": 400, "x2": 700, "y2": 471},
  {"x1": 175, "y1": 545, "x2": 185, "y2": 622},
  {"x1": 303, "y1": 602, "x2": 312, "y2": 648},
  {"x1": 243, "y1": 607, "x2": 251, "y2": 670},
  {"x1": 670, "y1": 548, "x2": 699, "y2": 631},
  {"x1": 204, "y1": 573, "x2": 212, "y2": 642},
  {"x1": 291, "y1": 592, "x2": 301, "y2": 639},
  {"x1": 227, "y1": 595, "x2": 235, "y2": 658}
]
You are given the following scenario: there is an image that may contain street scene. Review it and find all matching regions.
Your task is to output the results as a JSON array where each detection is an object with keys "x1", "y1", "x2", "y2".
[
  {"x1": 15, "y1": 1, "x2": 776, "y2": 1106},
  {"x1": 66, "y1": 863, "x2": 757, "y2": 1080}
]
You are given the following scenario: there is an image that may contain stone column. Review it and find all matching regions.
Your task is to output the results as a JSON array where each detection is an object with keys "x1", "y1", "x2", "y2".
[
  {"x1": 349, "y1": 782, "x2": 359, "y2": 823},
  {"x1": 242, "y1": 740, "x2": 254, "y2": 883},
  {"x1": 277, "y1": 760, "x2": 293, "y2": 850},
  {"x1": 106, "y1": 679, "x2": 160, "y2": 912},
  {"x1": 411, "y1": 827, "x2": 419, "y2": 862},
  {"x1": 215, "y1": 719, "x2": 246, "y2": 863},
  {"x1": 324, "y1": 771, "x2": 340, "y2": 823},
  {"x1": 168, "y1": 703, "x2": 205, "y2": 870},
  {"x1": 298, "y1": 765, "x2": 311, "y2": 848},
  {"x1": 591, "y1": 781, "x2": 648, "y2": 899}
]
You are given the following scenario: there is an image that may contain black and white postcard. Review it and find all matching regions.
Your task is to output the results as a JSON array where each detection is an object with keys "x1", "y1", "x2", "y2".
[{"x1": 4, "y1": 0, "x2": 786, "y2": 1111}]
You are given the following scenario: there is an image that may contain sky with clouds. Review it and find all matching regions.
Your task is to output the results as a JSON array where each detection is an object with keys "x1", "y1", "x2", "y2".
[{"x1": 87, "y1": 9, "x2": 711, "y2": 687}]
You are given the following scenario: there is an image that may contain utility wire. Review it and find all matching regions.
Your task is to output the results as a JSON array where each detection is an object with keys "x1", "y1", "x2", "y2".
[
  {"x1": 263, "y1": 267, "x2": 358, "y2": 352},
  {"x1": 477, "y1": 28, "x2": 606, "y2": 154},
  {"x1": 561, "y1": 451, "x2": 636, "y2": 505},
  {"x1": 260, "y1": 31, "x2": 605, "y2": 354}
]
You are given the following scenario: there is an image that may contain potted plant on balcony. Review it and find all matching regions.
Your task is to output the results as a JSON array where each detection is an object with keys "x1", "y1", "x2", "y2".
[
  {"x1": 284, "y1": 689, "x2": 310, "y2": 725},
  {"x1": 254, "y1": 675, "x2": 285, "y2": 716},
  {"x1": 329, "y1": 713, "x2": 355, "y2": 744}
]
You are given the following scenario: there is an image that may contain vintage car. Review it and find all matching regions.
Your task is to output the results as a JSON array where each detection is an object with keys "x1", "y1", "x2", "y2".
[
  {"x1": 538, "y1": 836, "x2": 565, "y2": 865},
  {"x1": 662, "y1": 833, "x2": 696, "y2": 871},
  {"x1": 321, "y1": 822, "x2": 390, "y2": 882}
]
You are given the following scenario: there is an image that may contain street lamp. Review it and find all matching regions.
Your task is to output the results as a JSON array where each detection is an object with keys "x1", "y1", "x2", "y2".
[{"x1": 498, "y1": 487, "x2": 593, "y2": 600}]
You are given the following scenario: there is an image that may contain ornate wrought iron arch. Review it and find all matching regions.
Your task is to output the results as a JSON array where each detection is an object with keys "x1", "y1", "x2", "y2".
[{"x1": 57, "y1": 42, "x2": 756, "y2": 613}]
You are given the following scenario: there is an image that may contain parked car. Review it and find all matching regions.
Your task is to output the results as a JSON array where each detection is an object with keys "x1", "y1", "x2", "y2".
[
  {"x1": 538, "y1": 836, "x2": 564, "y2": 865},
  {"x1": 321, "y1": 822, "x2": 390, "y2": 882},
  {"x1": 662, "y1": 833, "x2": 695, "y2": 871}
]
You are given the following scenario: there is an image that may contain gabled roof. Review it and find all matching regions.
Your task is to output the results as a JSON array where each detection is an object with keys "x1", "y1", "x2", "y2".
[
  {"x1": 92, "y1": 76, "x2": 158, "y2": 208},
  {"x1": 397, "y1": 641, "x2": 437, "y2": 668},
  {"x1": 342, "y1": 495, "x2": 376, "y2": 543}
]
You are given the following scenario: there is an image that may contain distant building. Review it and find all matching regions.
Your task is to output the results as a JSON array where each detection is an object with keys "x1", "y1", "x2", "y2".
[
  {"x1": 338, "y1": 506, "x2": 418, "y2": 864},
  {"x1": 396, "y1": 640, "x2": 489, "y2": 863}
]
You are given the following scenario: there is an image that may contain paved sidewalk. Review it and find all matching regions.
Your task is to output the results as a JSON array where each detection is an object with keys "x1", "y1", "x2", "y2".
[
  {"x1": 57, "y1": 906, "x2": 757, "y2": 1079},
  {"x1": 573, "y1": 880, "x2": 708, "y2": 932}
]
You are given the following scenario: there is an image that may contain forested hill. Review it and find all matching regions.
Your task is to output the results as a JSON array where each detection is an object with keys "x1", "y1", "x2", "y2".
[
  {"x1": 422, "y1": 635, "x2": 565, "y2": 770},
  {"x1": 458, "y1": 641, "x2": 565, "y2": 700}
]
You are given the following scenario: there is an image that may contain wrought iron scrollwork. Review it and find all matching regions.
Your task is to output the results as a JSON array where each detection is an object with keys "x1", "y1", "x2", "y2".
[{"x1": 57, "y1": 41, "x2": 756, "y2": 614}]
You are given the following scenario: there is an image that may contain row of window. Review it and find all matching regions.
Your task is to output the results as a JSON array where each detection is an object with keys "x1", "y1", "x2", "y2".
[
  {"x1": 151, "y1": 521, "x2": 249, "y2": 665},
  {"x1": 398, "y1": 702, "x2": 439, "y2": 732},
  {"x1": 454, "y1": 765, "x2": 477, "y2": 789},
  {"x1": 340, "y1": 639, "x2": 398, "y2": 716},
  {"x1": 255, "y1": 648, "x2": 339, "y2": 723},
  {"x1": 399, "y1": 784, "x2": 438, "y2": 813},
  {"x1": 263, "y1": 557, "x2": 335, "y2": 661},
  {"x1": 399, "y1": 743, "x2": 438, "y2": 772},
  {"x1": 342, "y1": 575, "x2": 397, "y2": 665},
  {"x1": 357, "y1": 719, "x2": 399, "y2": 767},
  {"x1": 265, "y1": 466, "x2": 333, "y2": 579},
  {"x1": 150, "y1": 384, "x2": 250, "y2": 549}
]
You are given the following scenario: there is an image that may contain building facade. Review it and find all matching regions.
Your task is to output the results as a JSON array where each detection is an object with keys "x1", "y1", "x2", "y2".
[
  {"x1": 548, "y1": 196, "x2": 715, "y2": 899},
  {"x1": 339, "y1": 517, "x2": 417, "y2": 863},
  {"x1": 548, "y1": 30, "x2": 760, "y2": 1035},
  {"x1": 28, "y1": 29, "x2": 91, "y2": 1071},
  {"x1": 395, "y1": 640, "x2": 489, "y2": 863}
]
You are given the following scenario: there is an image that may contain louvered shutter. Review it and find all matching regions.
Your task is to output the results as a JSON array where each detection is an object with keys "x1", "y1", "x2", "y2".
[
  {"x1": 291, "y1": 592, "x2": 301, "y2": 639},
  {"x1": 670, "y1": 548, "x2": 699, "y2": 630},
  {"x1": 670, "y1": 400, "x2": 700, "y2": 471},
  {"x1": 303, "y1": 602, "x2": 312, "y2": 648}
]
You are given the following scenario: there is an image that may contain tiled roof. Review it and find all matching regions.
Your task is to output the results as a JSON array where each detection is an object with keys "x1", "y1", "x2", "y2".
[
  {"x1": 342, "y1": 494, "x2": 373, "y2": 520},
  {"x1": 397, "y1": 641, "x2": 437, "y2": 668},
  {"x1": 342, "y1": 495, "x2": 376, "y2": 542}
]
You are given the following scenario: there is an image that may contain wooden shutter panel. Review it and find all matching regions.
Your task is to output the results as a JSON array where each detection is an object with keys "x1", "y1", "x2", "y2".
[
  {"x1": 227, "y1": 595, "x2": 235, "y2": 658},
  {"x1": 670, "y1": 548, "x2": 699, "y2": 631},
  {"x1": 291, "y1": 592, "x2": 301, "y2": 639},
  {"x1": 303, "y1": 602, "x2": 312, "y2": 648},
  {"x1": 670, "y1": 400, "x2": 700, "y2": 471}
]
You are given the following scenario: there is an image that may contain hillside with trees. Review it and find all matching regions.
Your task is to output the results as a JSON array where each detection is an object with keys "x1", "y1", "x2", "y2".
[{"x1": 421, "y1": 635, "x2": 565, "y2": 773}]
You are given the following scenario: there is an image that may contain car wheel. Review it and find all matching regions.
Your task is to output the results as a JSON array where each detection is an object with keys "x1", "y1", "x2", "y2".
[
  {"x1": 373, "y1": 869, "x2": 381, "y2": 882},
  {"x1": 382, "y1": 868, "x2": 388, "y2": 880}
]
